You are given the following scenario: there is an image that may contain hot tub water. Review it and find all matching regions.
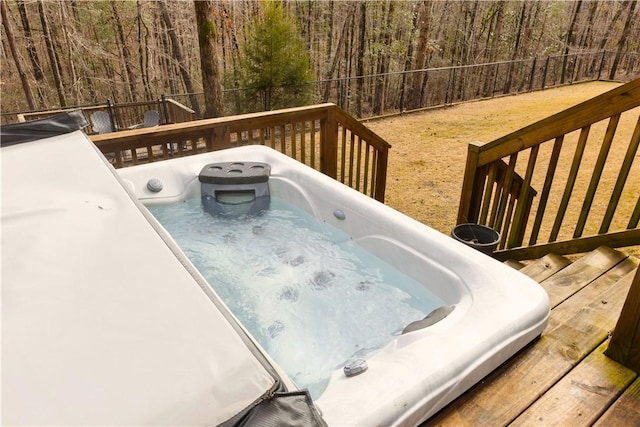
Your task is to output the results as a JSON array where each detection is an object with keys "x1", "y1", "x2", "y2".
[{"x1": 149, "y1": 197, "x2": 447, "y2": 398}]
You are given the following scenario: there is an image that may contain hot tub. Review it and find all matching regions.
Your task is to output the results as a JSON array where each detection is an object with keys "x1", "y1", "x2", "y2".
[{"x1": 118, "y1": 145, "x2": 550, "y2": 426}]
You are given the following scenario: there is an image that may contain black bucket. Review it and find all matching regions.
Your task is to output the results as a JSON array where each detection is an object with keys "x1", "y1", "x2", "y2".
[{"x1": 451, "y1": 223, "x2": 501, "y2": 256}]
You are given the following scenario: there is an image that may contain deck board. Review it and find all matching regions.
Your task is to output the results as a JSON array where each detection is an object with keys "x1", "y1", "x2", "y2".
[
  {"x1": 510, "y1": 342, "x2": 637, "y2": 427},
  {"x1": 422, "y1": 248, "x2": 638, "y2": 426},
  {"x1": 593, "y1": 376, "x2": 640, "y2": 426},
  {"x1": 540, "y1": 246, "x2": 626, "y2": 307},
  {"x1": 517, "y1": 253, "x2": 571, "y2": 282}
]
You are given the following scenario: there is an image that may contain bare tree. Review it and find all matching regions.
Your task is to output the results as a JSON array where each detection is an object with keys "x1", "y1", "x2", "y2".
[
  {"x1": 355, "y1": 1, "x2": 367, "y2": 117},
  {"x1": 37, "y1": 0, "x2": 66, "y2": 107},
  {"x1": 16, "y1": 0, "x2": 45, "y2": 105},
  {"x1": 411, "y1": 0, "x2": 433, "y2": 109},
  {"x1": 194, "y1": 0, "x2": 224, "y2": 118},
  {"x1": 158, "y1": 0, "x2": 200, "y2": 115},
  {"x1": 111, "y1": 0, "x2": 137, "y2": 102},
  {"x1": 609, "y1": 0, "x2": 637, "y2": 80},
  {"x1": 2, "y1": 0, "x2": 36, "y2": 110},
  {"x1": 137, "y1": 1, "x2": 153, "y2": 101},
  {"x1": 561, "y1": 0, "x2": 583, "y2": 84}
]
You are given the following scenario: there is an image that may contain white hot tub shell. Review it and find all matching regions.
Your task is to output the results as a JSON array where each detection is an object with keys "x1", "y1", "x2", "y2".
[{"x1": 117, "y1": 144, "x2": 550, "y2": 426}]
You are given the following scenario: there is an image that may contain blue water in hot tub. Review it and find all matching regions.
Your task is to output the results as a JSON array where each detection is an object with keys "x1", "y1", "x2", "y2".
[{"x1": 148, "y1": 197, "x2": 446, "y2": 398}]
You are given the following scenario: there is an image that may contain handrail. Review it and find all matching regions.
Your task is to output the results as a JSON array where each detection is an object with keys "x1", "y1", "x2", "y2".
[
  {"x1": 15, "y1": 98, "x2": 196, "y2": 133},
  {"x1": 90, "y1": 103, "x2": 391, "y2": 202},
  {"x1": 458, "y1": 78, "x2": 640, "y2": 260}
]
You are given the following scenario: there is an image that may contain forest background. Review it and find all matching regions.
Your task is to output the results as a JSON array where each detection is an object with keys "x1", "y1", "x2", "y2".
[{"x1": 1, "y1": 0, "x2": 639, "y2": 122}]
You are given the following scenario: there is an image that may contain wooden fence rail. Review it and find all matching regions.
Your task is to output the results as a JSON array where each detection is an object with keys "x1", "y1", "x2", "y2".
[
  {"x1": 17, "y1": 97, "x2": 196, "y2": 134},
  {"x1": 457, "y1": 78, "x2": 640, "y2": 261},
  {"x1": 90, "y1": 103, "x2": 390, "y2": 202}
]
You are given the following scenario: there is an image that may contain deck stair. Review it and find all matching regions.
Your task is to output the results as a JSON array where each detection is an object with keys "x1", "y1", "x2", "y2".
[{"x1": 424, "y1": 246, "x2": 640, "y2": 426}]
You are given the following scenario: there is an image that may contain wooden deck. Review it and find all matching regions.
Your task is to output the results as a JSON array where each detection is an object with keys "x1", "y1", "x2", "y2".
[{"x1": 423, "y1": 246, "x2": 640, "y2": 426}]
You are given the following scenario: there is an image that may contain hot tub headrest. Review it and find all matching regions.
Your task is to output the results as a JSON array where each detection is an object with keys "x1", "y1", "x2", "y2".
[
  {"x1": 199, "y1": 162, "x2": 271, "y2": 185},
  {"x1": 199, "y1": 162, "x2": 271, "y2": 215}
]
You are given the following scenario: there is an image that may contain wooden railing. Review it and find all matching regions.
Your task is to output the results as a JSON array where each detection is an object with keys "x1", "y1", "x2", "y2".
[
  {"x1": 90, "y1": 103, "x2": 391, "y2": 202},
  {"x1": 458, "y1": 78, "x2": 640, "y2": 261},
  {"x1": 17, "y1": 98, "x2": 196, "y2": 134}
]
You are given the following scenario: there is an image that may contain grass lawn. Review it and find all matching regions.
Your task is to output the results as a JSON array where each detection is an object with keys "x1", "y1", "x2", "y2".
[{"x1": 365, "y1": 81, "x2": 639, "y2": 257}]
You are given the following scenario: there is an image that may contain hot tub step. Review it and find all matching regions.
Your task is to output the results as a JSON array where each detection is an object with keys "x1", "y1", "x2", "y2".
[{"x1": 517, "y1": 253, "x2": 571, "y2": 283}]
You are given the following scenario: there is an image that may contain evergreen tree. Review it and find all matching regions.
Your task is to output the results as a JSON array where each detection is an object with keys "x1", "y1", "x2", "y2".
[{"x1": 236, "y1": 1, "x2": 312, "y2": 112}]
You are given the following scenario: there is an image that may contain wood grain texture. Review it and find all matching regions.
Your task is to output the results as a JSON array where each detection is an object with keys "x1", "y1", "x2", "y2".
[
  {"x1": 593, "y1": 376, "x2": 640, "y2": 427},
  {"x1": 510, "y1": 342, "x2": 637, "y2": 427},
  {"x1": 517, "y1": 253, "x2": 571, "y2": 283},
  {"x1": 538, "y1": 246, "x2": 626, "y2": 308},
  {"x1": 606, "y1": 266, "x2": 640, "y2": 372}
]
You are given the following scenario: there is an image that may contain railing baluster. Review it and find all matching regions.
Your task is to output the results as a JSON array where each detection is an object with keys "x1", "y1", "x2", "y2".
[
  {"x1": 549, "y1": 125, "x2": 590, "y2": 242},
  {"x1": 279, "y1": 125, "x2": 285, "y2": 154},
  {"x1": 291, "y1": 123, "x2": 297, "y2": 160},
  {"x1": 300, "y1": 121, "x2": 306, "y2": 165},
  {"x1": 574, "y1": 114, "x2": 620, "y2": 238},
  {"x1": 371, "y1": 149, "x2": 379, "y2": 198},
  {"x1": 363, "y1": 143, "x2": 370, "y2": 195},
  {"x1": 310, "y1": 120, "x2": 317, "y2": 170},
  {"x1": 469, "y1": 166, "x2": 489, "y2": 224},
  {"x1": 375, "y1": 147, "x2": 388, "y2": 201},
  {"x1": 320, "y1": 106, "x2": 338, "y2": 180},
  {"x1": 340, "y1": 125, "x2": 347, "y2": 182},
  {"x1": 629, "y1": 195, "x2": 640, "y2": 229},
  {"x1": 479, "y1": 162, "x2": 498, "y2": 225},
  {"x1": 508, "y1": 145, "x2": 539, "y2": 248},
  {"x1": 529, "y1": 135, "x2": 564, "y2": 245},
  {"x1": 348, "y1": 131, "x2": 355, "y2": 187},
  {"x1": 494, "y1": 154, "x2": 518, "y2": 233},
  {"x1": 269, "y1": 126, "x2": 275, "y2": 149},
  {"x1": 601, "y1": 115, "x2": 640, "y2": 233},
  {"x1": 457, "y1": 143, "x2": 482, "y2": 224},
  {"x1": 488, "y1": 162, "x2": 507, "y2": 228},
  {"x1": 500, "y1": 192, "x2": 518, "y2": 250},
  {"x1": 355, "y1": 136, "x2": 363, "y2": 191}
]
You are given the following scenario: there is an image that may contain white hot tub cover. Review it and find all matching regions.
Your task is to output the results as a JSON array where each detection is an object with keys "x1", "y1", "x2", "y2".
[{"x1": 1, "y1": 113, "x2": 326, "y2": 426}]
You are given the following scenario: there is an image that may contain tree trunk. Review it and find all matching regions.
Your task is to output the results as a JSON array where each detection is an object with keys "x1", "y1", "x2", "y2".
[
  {"x1": 158, "y1": 0, "x2": 201, "y2": 116},
  {"x1": 195, "y1": 0, "x2": 224, "y2": 118},
  {"x1": 1, "y1": 0, "x2": 37, "y2": 110},
  {"x1": 60, "y1": 4, "x2": 80, "y2": 105},
  {"x1": 137, "y1": 1, "x2": 153, "y2": 101},
  {"x1": 561, "y1": 0, "x2": 583, "y2": 84},
  {"x1": 373, "y1": 0, "x2": 394, "y2": 115},
  {"x1": 609, "y1": 0, "x2": 637, "y2": 80},
  {"x1": 410, "y1": 0, "x2": 432, "y2": 109},
  {"x1": 482, "y1": 0, "x2": 504, "y2": 97},
  {"x1": 111, "y1": 0, "x2": 137, "y2": 102},
  {"x1": 322, "y1": 6, "x2": 354, "y2": 102},
  {"x1": 325, "y1": 0, "x2": 334, "y2": 71},
  {"x1": 16, "y1": 0, "x2": 45, "y2": 105},
  {"x1": 37, "y1": 0, "x2": 66, "y2": 107},
  {"x1": 504, "y1": 1, "x2": 527, "y2": 93},
  {"x1": 355, "y1": 1, "x2": 366, "y2": 117}
]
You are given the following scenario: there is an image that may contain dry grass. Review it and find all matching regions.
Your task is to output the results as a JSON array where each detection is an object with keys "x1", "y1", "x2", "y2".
[{"x1": 365, "y1": 81, "x2": 640, "y2": 258}]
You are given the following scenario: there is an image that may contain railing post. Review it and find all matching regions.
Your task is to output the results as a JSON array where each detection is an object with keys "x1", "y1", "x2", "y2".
[
  {"x1": 374, "y1": 146, "x2": 388, "y2": 203},
  {"x1": 320, "y1": 106, "x2": 338, "y2": 179},
  {"x1": 605, "y1": 266, "x2": 640, "y2": 373},
  {"x1": 106, "y1": 99, "x2": 117, "y2": 132},
  {"x1": 457, "y1": 143, "x2": 482, "y2": 225},
  {"x1": 161, "y1": 94, "x2": 170, "y2": 124}
]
